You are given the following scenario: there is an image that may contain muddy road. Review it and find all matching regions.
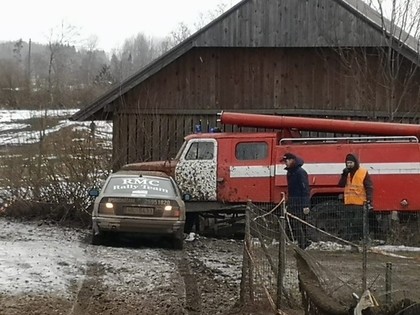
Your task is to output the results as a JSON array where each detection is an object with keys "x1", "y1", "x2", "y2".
[
  {"x1": 0, "y1": 218, "x2": 244, "y2": 315},
  {"x1": 3, "y1": 218, "x2": 419, "y2": 315}
]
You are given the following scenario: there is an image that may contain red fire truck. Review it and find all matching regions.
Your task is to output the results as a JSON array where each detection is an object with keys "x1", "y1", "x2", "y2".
[{"x1": 122, "y1": 111, "x2": 420, "y2": 235}]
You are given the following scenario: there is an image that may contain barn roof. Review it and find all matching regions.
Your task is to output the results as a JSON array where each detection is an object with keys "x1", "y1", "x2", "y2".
[{"x1": 72, "y1": 0, "x2": 420, "y2": 121}]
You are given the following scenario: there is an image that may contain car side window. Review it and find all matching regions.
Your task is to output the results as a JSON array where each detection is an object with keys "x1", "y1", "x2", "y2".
[
  {"x1": 185, "y1": 142, "x2": 214, "y2": 160},
  {"x1": 235, "y1": 142, "x2": 268, "y2": 160}
]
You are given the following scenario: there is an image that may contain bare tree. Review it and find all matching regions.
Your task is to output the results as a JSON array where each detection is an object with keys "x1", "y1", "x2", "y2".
[
  {"x1": 0, "y1": 39, "x2": 27, "y2": 107},
  {"x1": 81, "y1": 35, "x2": 99, "y2": 84},
  {"x1": 111, "y1": 32, "x2": 161, "y2": 80},
  {"x1": 12, "y1": 39, "x2": 24, "y2": 64},
  {"x1": 372, "y1": 0, "x2": 420, "y2": 119},
  {"x1": 31, "y1": 22, "x2": 80, "y2": 199},
  {"x1": 157, "y1": 3, "x2": 229, "y2": 54},
  {"x1": 333, "y1": 0, "x2": 420, "y2": 121},
  {"x1": 194, "y1": 3, "x2": 229, "y2": 30},
  {"x1": 0, "y1": 59, "x2": 20, "y2": 107},
  {"x1": 46, "y1": 21, "x2": 79, "y2": 108},
  {"x1": 170, "y1": 22, "x2": 192, "y2": 45},
  {"x1": 156, "y1": 22, "x2": 192, "y2": 55},
  {"x1": 109, "y1": 53, "x2": 123, "y2": 83}
]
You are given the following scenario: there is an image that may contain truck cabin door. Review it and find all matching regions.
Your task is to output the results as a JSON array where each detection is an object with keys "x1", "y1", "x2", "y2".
[
  {"x1": 217, "y1": 139, "x2": 273, "y2": 203},
  {"x1": 175, "y1": 139, "x2": 217, "y2": 201}
]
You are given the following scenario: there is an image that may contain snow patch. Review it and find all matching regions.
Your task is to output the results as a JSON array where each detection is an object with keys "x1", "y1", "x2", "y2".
[{"x1": 0, "y1": 109, "x2": 112, "y2": 146}]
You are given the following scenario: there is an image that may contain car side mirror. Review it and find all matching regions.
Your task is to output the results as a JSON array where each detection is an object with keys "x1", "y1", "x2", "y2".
[
  {"x1": 183, "y1": 194, "x2": 191, "y2": 201},
  {"x1": 89, "y1": 188, "x2": 100, "y2": 197}
]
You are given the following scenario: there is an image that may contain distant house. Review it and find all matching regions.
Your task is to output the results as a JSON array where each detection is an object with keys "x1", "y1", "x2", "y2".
[{"x1": 72, "y1": 0, "x2": 420, "y2": 169}]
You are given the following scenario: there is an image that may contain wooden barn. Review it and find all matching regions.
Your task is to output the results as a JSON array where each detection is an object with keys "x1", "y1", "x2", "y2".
[{"x1": 72, "y1": 0, "x2": 420, "y2": 170}]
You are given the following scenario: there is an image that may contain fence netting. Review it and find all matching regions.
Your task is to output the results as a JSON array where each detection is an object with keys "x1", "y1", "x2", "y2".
[{"x1": 240, "y1": 197, "x2": 420, "y2": 315}]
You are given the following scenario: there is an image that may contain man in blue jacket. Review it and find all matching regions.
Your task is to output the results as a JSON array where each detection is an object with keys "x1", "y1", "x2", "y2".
[{"x1": 283, "y1": 153, "x2": 311, "y2": 249}]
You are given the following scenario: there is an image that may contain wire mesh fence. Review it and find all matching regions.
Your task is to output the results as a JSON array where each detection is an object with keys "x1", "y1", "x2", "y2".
[{"x1": 240, "y1": 197, "x2": 420, "y2": 314}]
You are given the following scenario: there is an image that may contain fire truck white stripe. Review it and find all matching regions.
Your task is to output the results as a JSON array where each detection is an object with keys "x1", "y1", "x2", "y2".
[
  {"x1": 230, "y1": 165, "x2": 274, "y2": 178},
  {"x1": 294, "y1": 163, "x2": 420, "y2": 175},
  {"x1": 230, "y1": 163, "x2": 420, "y2": 178}
]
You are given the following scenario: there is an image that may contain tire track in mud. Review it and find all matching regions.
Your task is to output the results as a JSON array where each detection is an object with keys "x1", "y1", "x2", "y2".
[
  {"x1": 168, "y1": 242, "x2": 241, "y2": 315},
  {"x1": 167, "y1": 250, "x2": 202, "y2": 315},
  {"x1": 66, "y1": 235, "x2": 108, "y2": 315},
  {"x1": 182, "y1": 239, "x2": 244, "y2": 315},
  {"x1": 67, "y1": 260, "x2": 106, "y2": 315}
]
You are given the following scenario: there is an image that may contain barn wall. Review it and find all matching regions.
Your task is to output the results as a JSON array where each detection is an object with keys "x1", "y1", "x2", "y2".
[
  {"x1": 120, "y1": 47, "x2": 419, "y2": 114},
  {"x1": 112, "y1": 47, "x2": 420, "y2": 168},
  {"x1": 112, "y1": 112, "x2": 222, "y2": 168}
]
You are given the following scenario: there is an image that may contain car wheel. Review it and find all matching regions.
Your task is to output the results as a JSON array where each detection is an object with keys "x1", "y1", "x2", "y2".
[
  {"x1": 173, "y1": 237, "x2": 183, "y2": 250},
  {"x1": 91, "y1": 231, "x2": 103, "y2": 245},
  {"x1": 172, "y1": 230, "x2": 184, "y2": 250},
  {"x1": 91, "y1": 230, "x2": 108, "y2": 246}
]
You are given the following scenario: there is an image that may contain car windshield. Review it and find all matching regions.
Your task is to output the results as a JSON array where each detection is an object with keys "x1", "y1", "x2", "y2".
[{"x1": 103, "y1": 176, "x2": 176, "y2": 198}]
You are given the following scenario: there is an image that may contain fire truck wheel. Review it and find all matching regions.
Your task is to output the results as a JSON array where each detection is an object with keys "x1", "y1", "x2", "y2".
[{"x1": 309, "y1": 201, "x2": 351, "y2": 242}]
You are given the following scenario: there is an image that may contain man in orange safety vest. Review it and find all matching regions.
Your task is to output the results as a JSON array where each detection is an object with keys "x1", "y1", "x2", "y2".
[{"x1": 338, "y1": 153, "x2": 374, "y2": 240}]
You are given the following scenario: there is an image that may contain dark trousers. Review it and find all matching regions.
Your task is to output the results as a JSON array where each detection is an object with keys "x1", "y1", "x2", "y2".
[
  {"x1": 185, "y1": 212, "x2": 200, "y2": 234},
  {"x1": 287, "y1": 206, "x2": 308, "y2": 249},
  {"x1": 343, "y1": 205, "x2": 365, "y2": 241}
]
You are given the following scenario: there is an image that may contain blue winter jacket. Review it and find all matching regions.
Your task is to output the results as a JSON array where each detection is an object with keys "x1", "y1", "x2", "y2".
[{"x1": 285, "y1": 155, "x2": 310, "y2": 212}]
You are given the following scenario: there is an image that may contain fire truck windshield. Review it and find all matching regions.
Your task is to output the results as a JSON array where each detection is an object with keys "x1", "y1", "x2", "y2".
[{"x1": 175, "y1": 141, "x2": 187, "y2": 160}]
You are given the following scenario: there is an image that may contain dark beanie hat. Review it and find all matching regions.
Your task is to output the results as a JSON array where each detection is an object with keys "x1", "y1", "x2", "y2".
[
  {"x1": 282, "y1": 153, "x2": 296, "y2": 161},
  {"x1": 346, "y1": 154, "x2": 357, "y2": 162}
]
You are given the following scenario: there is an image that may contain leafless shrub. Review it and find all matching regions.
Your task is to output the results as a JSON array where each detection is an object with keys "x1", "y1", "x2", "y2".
[{"x1": 0, "y1": 125, "x2": 111, "y2": 225}]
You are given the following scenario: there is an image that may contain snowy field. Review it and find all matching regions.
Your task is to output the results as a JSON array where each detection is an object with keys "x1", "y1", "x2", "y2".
[{"x1": 0, "y1": 109, "x2": 112, "y2": 147}]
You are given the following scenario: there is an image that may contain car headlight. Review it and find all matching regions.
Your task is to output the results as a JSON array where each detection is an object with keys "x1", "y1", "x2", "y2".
[
  {"x1": 164, "y1": 205, "x2": 172, "y2": 211},
  {"x1": 105, "y1": 202, "x2": 114, "y2": 209}
]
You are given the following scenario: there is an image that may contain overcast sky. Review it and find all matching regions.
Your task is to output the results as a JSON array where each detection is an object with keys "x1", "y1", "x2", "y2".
[{"x1": 0, "y1": 0, "x2": 240, "y2": 52}]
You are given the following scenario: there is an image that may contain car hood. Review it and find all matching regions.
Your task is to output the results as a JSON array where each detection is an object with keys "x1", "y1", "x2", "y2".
[{"x1": 120, "y1": 160, "x2": 178, "y2": 178}]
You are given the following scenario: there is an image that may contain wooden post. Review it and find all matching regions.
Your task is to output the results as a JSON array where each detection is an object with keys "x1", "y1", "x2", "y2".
[
  {"x1": 277, "y1": 198, "x2": 286, "y2": 309},
  {"x1": 240, "y1": 202, "x2": 254, "y2": 304},
  {"x1": 239, "y1": 204, "x2": 250, "y2": 304},
  {"x1": 362, "y1": 203, "x2": 368, "y2": 292},
  {"x1": 385, "y1": 262, "x2": 393, "y2": 305}
]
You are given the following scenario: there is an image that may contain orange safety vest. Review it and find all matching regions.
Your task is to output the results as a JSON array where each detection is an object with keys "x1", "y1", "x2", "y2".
[{"x1": 344, "y1": 168, "x2": 367, "y2": 206}]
